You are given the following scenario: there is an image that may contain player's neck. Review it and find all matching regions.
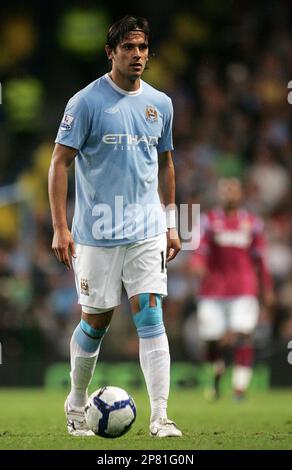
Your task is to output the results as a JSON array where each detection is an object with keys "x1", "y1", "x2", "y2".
[{"x1": 108, "y1": 70, "x2": 141, "y2": 92}]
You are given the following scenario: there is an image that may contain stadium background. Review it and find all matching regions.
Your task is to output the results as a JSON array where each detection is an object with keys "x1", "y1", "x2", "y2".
[{"x1": 0, "y1": 0, "x2": 292, "y2": 392}]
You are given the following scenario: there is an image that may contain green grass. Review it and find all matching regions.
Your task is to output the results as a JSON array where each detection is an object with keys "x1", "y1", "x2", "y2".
[{"x1": 0, "y1": 388, "x2": 292, "y2": 450}]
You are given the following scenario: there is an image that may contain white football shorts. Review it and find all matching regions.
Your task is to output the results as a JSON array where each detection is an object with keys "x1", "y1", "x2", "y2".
[
  {"x1": 197, "y1": 296, "x2": 259, "y2": 340},
  {"x1": 73, "y1": 234, "x2": 167, "y2": 311}
]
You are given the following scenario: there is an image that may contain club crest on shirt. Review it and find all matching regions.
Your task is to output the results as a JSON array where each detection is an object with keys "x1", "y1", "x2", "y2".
[
  {"x1": 60, "y1": 114, "x2": 74, "y2": 130},
  {"x1": 80, "y1": 278, "x2": 89, "y2": 296},
  {"x1": 145, "y1": 105, "x2": 158, "y2": 122}
]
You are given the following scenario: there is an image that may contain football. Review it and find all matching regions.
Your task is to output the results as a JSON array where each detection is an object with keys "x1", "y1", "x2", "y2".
[{"x1": 84, "y1": 386, "x2": 136, "y2": 438}]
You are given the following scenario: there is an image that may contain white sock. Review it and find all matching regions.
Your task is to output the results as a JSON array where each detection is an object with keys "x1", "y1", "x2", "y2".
[
  {"x1": 68, "y1": 328, "x2": 101, "y2": 408},
  {"x1": 232, "y1": 365, "x2": 252, "y2": 392},
  {"x1": 139, "y1": 333, "x2": 170, "y2": 423}
]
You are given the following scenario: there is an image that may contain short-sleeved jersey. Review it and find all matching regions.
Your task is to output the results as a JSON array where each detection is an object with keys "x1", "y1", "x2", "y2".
[
  {"x1": 191, "y1": 208, "x2": 272, "y2": 298},
  {"x1": 55, "y1": 73, "x2": 173, "y2": 247}
]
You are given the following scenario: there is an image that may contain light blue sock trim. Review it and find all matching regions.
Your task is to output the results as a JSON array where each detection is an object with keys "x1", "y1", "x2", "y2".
[
  {"x1": 133, "y1": 294, "x2": 165, "y2": 338},
  {"x1": 137, "y1": 323, "x2": 165, "y2": 338},
  {"x1": 74, "y1": 322, "x2": 106, "y2": 353},
  {"x1": 80, "y1": 319, "x2": 106, "y2": 339}
]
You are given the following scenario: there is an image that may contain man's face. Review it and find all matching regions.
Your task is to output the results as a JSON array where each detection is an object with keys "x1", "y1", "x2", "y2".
[
  {"x1": 107, "y1": 31, "x2": 149, "y2": 80},
  {"x1": 218, "y1": 178, "x2": 243, "y2": 208}
]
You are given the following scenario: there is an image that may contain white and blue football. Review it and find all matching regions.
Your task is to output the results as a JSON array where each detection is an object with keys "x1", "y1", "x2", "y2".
[{"x1": 84, "y1": 386, "x2": 136, "y2": 438}]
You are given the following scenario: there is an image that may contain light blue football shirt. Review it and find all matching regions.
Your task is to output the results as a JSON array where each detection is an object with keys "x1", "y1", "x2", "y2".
[{"x1": 55, "y1": 73, "x2": 173, "y2": 247}]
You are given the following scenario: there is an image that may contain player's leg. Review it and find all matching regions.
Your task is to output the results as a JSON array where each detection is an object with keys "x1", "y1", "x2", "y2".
[
  {"x1": 197, "y1": 299, "x2": 226, "y2": 399},
  {"x1": 68, "y1": 308, "x2": 114, "y2": 409},
  {"x1": 130, "y1": 292, "x2": 181, "y2": 437},
  {"x1": 231, "y1": 332, "x2": 254, "y2": 400},
  {"x1": 65, "y1": 307, "x2": 113, "y2": 436},
  {"x1": 206, "y1": 340, "x2": 226, "y2": 399},
  {"x1": 131, "y1": 293, "x2": 169, "y2": 418},
  {"x1": 229, "y1": 296, "x2": 259, "y2": 400},
  {"x1": 123, "y1": 234, "x2": 181, "y2": 437},
  {"x1": 66, "y1": 243, "x2": 123, "y2": 435}
]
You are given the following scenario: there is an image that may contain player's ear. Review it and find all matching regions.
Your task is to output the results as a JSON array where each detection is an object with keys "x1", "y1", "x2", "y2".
[{"x1": 105, "y1": 45, "x2": 113, "y2": 60}]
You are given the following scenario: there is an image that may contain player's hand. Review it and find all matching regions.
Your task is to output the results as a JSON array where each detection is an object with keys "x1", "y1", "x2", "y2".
[
  {"x1": 166, "y1": 228, "x2": 181, "y2": 262},
  {"x1": 52, "y1": 227, "x2": 76, "y2": 270},
  {"x1": 262, "y1": 289, "x2": 276, "y2": 309},
  {"x1": 192, "y1": 264, "x2": 208, "y2": 280}
]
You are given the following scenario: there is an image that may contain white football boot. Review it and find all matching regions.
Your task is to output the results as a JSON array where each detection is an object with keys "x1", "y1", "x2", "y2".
[
  {"x1": 64, "y1": 397, "x2": 94, "y2": 436},
  {"x1": 150, "y1": 418, "x2": 182, "y2": 437}
]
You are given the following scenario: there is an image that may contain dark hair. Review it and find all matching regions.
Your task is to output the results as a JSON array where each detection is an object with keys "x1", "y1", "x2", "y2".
[{"x1": 106, "y1": 15, "x2": 149, "y2": 50}]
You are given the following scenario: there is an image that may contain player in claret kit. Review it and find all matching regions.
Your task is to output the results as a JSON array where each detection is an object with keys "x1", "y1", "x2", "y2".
[
  {"x1": 191, "y1": 177, "x2": 274, "y2": 400},
  {"x1": 48, "y1": 15, "x2": 182, "y2": 437}
]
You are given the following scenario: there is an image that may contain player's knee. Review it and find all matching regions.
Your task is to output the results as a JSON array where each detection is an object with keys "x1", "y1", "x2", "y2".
[
  {"x1": 74, "y1": 319, "x2": 108, "y2": 353},
  {"x1": 132, "y1": 293, "x2": 165, "y2": 338},
  {"x1": 82, "y1": 307, "x2": 113, "y2": 330}
]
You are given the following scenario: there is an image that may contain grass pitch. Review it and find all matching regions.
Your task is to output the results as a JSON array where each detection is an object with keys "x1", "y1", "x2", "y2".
[{"x1": 0, "y1": 388, "x2": 292, "y2": 450}]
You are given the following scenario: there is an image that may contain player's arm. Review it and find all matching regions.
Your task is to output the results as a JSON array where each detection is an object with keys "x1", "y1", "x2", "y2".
[
  {"x1": 190, "y1": 246, "x2": 208, "y2": 280},
  {"x1": 189, "y1": 213, "x2": 210, "y2": 279},
  {"x1": 158, "y1": 150, "x2": 181, "y2": 262},
  {"x1": 48, "y1": 143, "x2": 77, "y2": 269}
]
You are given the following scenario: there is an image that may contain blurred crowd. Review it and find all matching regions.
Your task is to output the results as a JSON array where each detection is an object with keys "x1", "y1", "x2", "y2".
[{"x1": 0, "y1": 1, "x2": 292, "y2": 369}]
